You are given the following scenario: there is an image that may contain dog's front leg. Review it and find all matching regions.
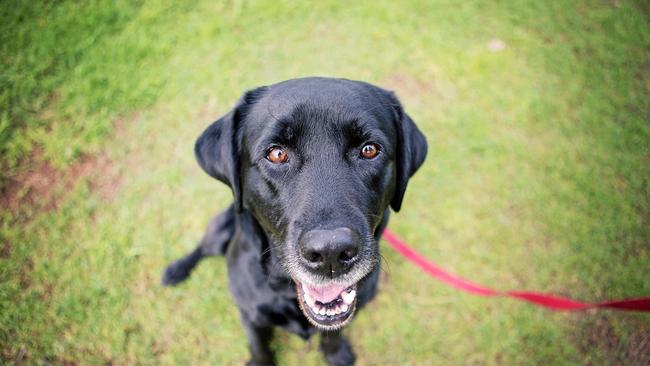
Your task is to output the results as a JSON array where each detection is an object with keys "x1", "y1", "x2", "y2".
[
  {"x1": 241, "y1": 314, "x2": 275, "y2": 366},
  {"x1": 320, "y1": 330, "x2": 356, "y2": 366}
]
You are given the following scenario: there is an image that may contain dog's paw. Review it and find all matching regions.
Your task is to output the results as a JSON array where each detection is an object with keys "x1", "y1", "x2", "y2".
[
  {"x1": 322, "y1": 338, "x2": 356, "y2": 366},
  {"x1": 161, "y1": 260, "x2": 192, "y2": 286}
]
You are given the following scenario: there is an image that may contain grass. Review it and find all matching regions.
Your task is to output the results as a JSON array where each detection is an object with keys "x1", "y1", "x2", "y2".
[{"x1": 1, "y1": 0, "x2": 649, "y2": 364}]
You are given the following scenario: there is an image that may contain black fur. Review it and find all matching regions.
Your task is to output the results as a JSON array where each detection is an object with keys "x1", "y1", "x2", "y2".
[{"x1": 163, "y1": 77, "x2": 427, "y2": 365}]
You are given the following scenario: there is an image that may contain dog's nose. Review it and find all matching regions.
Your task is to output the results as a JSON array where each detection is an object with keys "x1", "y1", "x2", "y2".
[{"x1": 299, "y1": 227, "x2": 360, "y2": 275}]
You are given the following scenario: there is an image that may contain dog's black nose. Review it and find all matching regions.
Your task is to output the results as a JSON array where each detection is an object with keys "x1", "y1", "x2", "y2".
[{"x1": 300, "y1": 227, "x2": 360, "y2": 275}]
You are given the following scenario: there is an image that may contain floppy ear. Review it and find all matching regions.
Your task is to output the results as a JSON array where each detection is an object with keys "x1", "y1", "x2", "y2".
[
  {"x1": 195, "y1": 88, "x2": 266, "y2": 212},
  {"x1": 388, "y1": 95, "x2": 428, "y2": 212}
]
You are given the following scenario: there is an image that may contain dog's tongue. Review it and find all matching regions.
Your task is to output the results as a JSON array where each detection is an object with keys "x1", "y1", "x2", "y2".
[{"x1": 303, "y1": 283, "x2": 347, "y2": 303}]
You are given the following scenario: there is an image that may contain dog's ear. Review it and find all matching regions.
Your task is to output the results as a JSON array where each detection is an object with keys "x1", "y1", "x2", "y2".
[
  {"x1": 195, "y1": 87, "x2": 266, "y2": 212},
  {"x1": 385, "y1": 92, "x2": 428, "y2": 212}
]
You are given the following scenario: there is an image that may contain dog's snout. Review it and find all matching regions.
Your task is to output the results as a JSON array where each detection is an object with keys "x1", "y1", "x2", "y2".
[{"x1": 299, "y1": 227, "x2": 360, "y2": 275}]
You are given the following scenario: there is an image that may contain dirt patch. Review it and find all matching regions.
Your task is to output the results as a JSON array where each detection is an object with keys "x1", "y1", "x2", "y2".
[
  {"x1": 56, "y1": 358, "x2": 81, "y2": 366},
  {"x1": 1, "y1": 157, "x2": 61, "y2": 212},
  {"x1": 87, "y1": 155, "x2": 122, "y2": 202},
  {"x1": 381, "y1": 72, "x2": 458, "y2": 103},
  {"x1": 0, "y1": 150, "x2": 120, "y2": 216},
  {"x1": 0, "y1": 240, "x2": 11, "y2": 258},
  {"x1": 382, "y1": 73, "x2": 434, "y2": 99},
  {"x1": 575, "y1": 314, "x2": 649, "y2": 365}
]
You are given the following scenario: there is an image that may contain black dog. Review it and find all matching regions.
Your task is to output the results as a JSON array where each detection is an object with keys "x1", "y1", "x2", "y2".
[{"x1": 163, "y1": 77, "x2": 427, "y2": 366}]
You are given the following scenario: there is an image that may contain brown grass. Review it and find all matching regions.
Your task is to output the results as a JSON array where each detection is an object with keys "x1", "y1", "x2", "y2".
[{"x1": 1, "y1": 150, "x2": 120, "y2": 217}]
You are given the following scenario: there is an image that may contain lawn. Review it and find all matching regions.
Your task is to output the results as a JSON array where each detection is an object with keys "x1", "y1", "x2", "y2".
[{"x1": 1, "y1": 0, "x2": 649, "y2": 364}]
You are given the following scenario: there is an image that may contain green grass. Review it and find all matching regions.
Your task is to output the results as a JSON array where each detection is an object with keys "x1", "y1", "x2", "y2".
[{"x1": 1, "y1": 0, "x2": 649, "y2": 364}]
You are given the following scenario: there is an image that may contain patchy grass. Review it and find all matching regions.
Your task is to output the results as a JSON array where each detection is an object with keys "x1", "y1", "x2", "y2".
[{"x1": 1, "y1": 0, "x2": 649, "y2": 364}]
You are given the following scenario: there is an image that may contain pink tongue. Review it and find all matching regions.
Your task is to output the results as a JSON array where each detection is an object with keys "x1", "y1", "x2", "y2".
[{"x1": 304, "y1": 283, "x2": 347, "y2": 303}]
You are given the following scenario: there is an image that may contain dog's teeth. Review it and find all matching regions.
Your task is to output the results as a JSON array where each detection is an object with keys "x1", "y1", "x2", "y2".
[
  {"x1": 341, "y1": 304, "x2": 349, "y2": 313},
  {"x1": 319, "y1": 307, "x2": 327, "y2": 316},
  {"x1": 341, "y1": 290, "x2": 356, "y2": 304},
  {"x1": 326, "y1": 308, "x2": 333, "y2": 316},
  {"x1": 304, "y1": 293, "x2": 315, "y2": 307},
  {"x1": 333, "y1": 305, "x2": 342, "y2": 314}
]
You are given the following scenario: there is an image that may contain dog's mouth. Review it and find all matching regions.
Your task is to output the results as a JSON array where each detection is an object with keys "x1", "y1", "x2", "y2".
[{"x1": 295, "y1": 280, "x2": 358, "y2": 330}]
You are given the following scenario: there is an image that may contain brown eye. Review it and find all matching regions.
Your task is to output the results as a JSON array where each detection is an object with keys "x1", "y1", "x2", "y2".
[
  {"x1": 266, "y1": 146, "x2": 289, "y2": 164},
  {"x1": 360, "y1": 143, "x2": 380, "y2": 159}
]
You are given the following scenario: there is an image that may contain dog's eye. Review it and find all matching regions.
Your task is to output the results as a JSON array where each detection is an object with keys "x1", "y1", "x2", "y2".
[
  {"x1": 360, "y1": 143, "x2": 380, "y2": 159},
  {"x1": 266, "y1": 146, "x2": 289, "y2": 164}
]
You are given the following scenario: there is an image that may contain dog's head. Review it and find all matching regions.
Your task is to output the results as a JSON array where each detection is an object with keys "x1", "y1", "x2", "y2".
[{"x1": 195, "y1": 77, "x2": 427, "y2": 329}]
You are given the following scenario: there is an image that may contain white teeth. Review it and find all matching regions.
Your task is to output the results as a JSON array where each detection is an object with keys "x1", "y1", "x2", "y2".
[
  {"x1": 302, "y1": 287, "x2": 356, "y2": 317},
  {"x1": 307, "y1": 303, "x2": 351, "y2": 317},
  {"x1": 304, "y1": 293, "x2": 315, "y2": 307},
  {"x1": 341, "y1": 290, "x2": 356, "y2": 305}
]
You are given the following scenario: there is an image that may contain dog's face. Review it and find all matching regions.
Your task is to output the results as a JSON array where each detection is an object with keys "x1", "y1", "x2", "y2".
[{"x1": 195, "y1": 77, "x2": 427, "y2": 330}]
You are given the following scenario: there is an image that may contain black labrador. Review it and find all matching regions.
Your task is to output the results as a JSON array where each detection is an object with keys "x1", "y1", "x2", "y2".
[{"x1": 163, "y1": 77, "x2": 427, "y2": 366}]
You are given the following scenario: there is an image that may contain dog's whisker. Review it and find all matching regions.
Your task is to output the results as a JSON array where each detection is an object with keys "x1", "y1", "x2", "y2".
[{"x1": 379, "y1": 252, "x2": 392, "y2": 275}]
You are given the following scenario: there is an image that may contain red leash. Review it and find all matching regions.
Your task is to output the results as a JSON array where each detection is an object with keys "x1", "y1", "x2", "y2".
[{"x1": 382, "y1": 229, "x2": 650, "y2": 312}]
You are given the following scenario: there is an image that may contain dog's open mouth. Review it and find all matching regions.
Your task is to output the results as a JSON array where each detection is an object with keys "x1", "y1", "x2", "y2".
[{"x1": 295, "y1": 281, "x2": 357, "y2": 329}]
